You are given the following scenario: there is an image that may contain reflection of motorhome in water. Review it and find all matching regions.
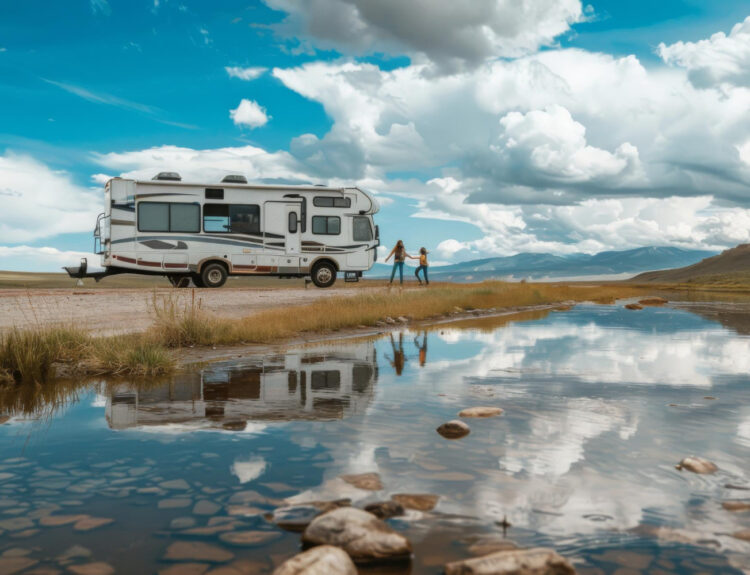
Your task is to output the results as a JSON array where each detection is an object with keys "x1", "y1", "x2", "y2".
[
  {"x1": 105, "y1": 343, "x2": 377, "y2": 431},
  {"x1": 66, "y1": 173, "x2": 380, "y2": 288}
]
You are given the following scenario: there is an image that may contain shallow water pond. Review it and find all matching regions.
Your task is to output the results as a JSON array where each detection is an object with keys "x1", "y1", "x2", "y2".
[{"x1": 1, "y1": 303, "x2": 750, "y2": 574}]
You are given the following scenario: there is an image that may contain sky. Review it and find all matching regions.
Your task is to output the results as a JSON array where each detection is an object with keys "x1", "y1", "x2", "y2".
[{"x1": 1, "y1": 0, "x2": 750, "y2": 271}]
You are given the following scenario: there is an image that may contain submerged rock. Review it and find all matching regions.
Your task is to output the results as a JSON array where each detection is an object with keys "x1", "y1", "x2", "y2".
[
  {"x1": 193, "y1": 501, "x2": 221, "y2": 516},
  {"x1": 458, "y1": 407, "x2": 503, "y2": 418},
  {"x1": 363, "y1": 501, "x2": 405, "y2": 519},
  {"x1": 444, "y1": 548, "x2": 576, "y2": 575},
  {"x1": 339, "y1": 473, "x2": 383, "y2": 491},
  {"x1": 219, "y1": 530, "x2": 280, "y2": 547},
  {"x1": 272, "y1": 545, "x2": 356, "y2": 575},
  {"x1": 676, "y1": 456, "x2": 718, "y2": 474},
  {"x1": 158, "y1": 564, "x2": 210, "y2": 575},
  {"x1": 73, "y1": 517, "x2": 113, "y2": 531},
  {"x1": 437, "y1": 420, "x2": 471, "y2": 439},
  {"x1": 40, "y1": 514, "x2": 88, "y2": 527},
  {"x1": 0, "y1": 557, "x2": 37, "y2": 574},
  {"x1": 302, "y1": 507, "x2": 412, "y2": 563},
  {"x1": 391, "y1": 494, "x2": 439, "y2": 511},
  {"x1": 624, "y1": 303, "x2": 643, "y2": 310},
  {"x1": 723, "y1": 501, "x2": 750, "y2": 512},
  {"x1": 733, "y1": 529, "x2": 750, "y2": 542},
  {"x1": 67, "y1": 562, "x2": 115, "y2": 575},
  {"x1": 467, "y1": 537, "x2": 519, "y2": 557},
  {"x1": 163, "y1": 542, "x2": 234, "y2": 563}
]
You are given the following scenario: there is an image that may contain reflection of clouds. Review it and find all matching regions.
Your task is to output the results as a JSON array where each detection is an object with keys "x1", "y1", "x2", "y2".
[
  {"x1": 429, "y1": 319, "x2": 750, "y2": 387},
  {"x1": 231, "y1": 456, "x2": 267, "y2": 484},
  {"x1": 737, "y1": 409, "x2": 750, "y2": 449},
  {"x1": 502, "y1": 398, "x2": 638, "y2": 477}
]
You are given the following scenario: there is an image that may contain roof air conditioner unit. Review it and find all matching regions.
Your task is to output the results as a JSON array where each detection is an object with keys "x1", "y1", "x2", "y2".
[
  {"x1": 221, "y1": 175, "x2": 248, "y2": 184},
  {"x1": 152, "y1": 172, "x2": 182, "y2": 181}
]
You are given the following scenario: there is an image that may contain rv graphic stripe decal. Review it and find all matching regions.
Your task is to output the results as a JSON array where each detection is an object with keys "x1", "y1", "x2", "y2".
[
  {"x1": 112, "y1": 235, "x2": 281, "y2": 251},
  {"x1": 135, "y1": 192, "x2": 197, "y2": 199},
  {"x1": 140, "y1": 239, "x2": 188, "y2": 250},
  {"x1": 111, "y1": 203, "x2": 135, "y2": 212},
  {"x1": 111, "y1": 219, "x2": 135, "y2": 226}
]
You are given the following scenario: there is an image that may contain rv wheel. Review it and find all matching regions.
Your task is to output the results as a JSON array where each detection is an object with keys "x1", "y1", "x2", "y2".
[
  {"x1": 201, "y1": 263, "x2": 228, "y2": 288},
  {"x1": 311, "y1": 261, "x2": 336, "y2": 288}
]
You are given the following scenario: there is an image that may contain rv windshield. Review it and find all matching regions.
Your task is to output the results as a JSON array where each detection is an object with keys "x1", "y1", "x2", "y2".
[{"x1": 353, "y1": 216, "x2": 373, "y2": 241}]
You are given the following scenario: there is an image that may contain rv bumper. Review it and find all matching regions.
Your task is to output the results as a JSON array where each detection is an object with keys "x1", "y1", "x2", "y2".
[{"x1": 63, "y1": 258, "x2": 122, "y2": 282}]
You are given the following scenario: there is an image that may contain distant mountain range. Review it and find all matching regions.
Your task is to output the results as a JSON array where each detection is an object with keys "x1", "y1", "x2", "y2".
[
  {"x1": 633, "y1": 244, "x2": 750, "y2": 284},
  {"x1": 367, "y1": 246, "x2": 718, "y2": 281}
]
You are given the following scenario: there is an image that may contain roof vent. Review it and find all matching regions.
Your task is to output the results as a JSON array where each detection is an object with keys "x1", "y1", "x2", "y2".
[
  {"x1": 152, "y1": 172, "x2": 181, "y2": 181},
  {"x1": 221, "y1": 174, "x2": 247, "y2": 184}
]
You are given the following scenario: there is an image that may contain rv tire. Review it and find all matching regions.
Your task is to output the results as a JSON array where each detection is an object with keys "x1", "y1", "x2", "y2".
[
  {"x1": 311, "y1": 261, "x2": 337, "y2": 288},
  {"x1": 201, "y1": 262, "x2": 228, "y2": 288}
]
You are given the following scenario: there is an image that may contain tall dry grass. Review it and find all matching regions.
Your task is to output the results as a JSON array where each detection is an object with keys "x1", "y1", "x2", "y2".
[{"x1": 1, "y1": 281, "x2": 645, "y2": 384}]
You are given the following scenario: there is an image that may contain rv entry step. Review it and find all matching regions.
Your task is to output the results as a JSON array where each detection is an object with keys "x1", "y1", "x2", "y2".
[{"x1": 344, "y1": 271, "x2": 361, "y2": 283}]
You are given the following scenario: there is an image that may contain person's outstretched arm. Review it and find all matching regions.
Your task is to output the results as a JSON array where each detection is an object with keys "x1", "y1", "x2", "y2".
[{"x1": 385, "y1": 247, "x2": 395, "y2": 261}]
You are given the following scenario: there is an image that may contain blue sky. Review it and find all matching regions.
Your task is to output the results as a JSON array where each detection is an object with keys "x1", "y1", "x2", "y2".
[{"x1": 1, "y1": 0, "x2": 750, "y2": 271}]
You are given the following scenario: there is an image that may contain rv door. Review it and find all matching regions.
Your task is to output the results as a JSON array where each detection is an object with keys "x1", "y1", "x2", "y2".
[{"x1": 286, "y1": 205, "x2": 300, "y2": 255}]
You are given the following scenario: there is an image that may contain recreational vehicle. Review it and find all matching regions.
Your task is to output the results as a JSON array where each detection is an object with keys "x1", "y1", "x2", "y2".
[{"x1": 65, "y1": 173, "x2": 380, "y2": 288}]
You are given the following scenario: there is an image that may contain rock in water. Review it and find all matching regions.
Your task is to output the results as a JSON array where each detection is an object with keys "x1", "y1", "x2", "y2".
[
  {"x1": 163, "y1": 542, "x2": 234, "y2": 563},
  {"x1": 364, "y1": 501, "x2": 405, "y2": 519},
  {"x1": 273, "y1": 545, "x2": 357, "y2": 575},
  {"x1": 624, "y1": 303, "x2": 643, "y2": 310},
  {"x1": 339, "y1": 472, "x2": 383, "y2": 491},
  {"x1": 271, "y1": 500, "x2": 351, "y2": 532},
  {"x1": 302, "y1": 507, "x2": 411, "y2": 563},
  {"x1": 391, "y1": 494, "x2": 439, "y2": 511},
  {"x1": 458, "y1": 407, "x2": 503, "y2": 418},
  {"x1": 444, "y1": 548, "x2": 576, "y2": 575},
  {"x1": 676, "y1": 456, "x2": 718, "y2": 474},
  {"x1": 437, "y1": 420, "x2": 470, "y2": 439},
  {"x1": 723, "y1": 501, "x2": 750, "y2": 512}
]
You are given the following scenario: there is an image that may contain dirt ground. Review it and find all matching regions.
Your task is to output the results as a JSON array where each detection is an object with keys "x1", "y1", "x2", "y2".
[{"x1": 0, "y1": 285, "x2": 380, "y2": 336}]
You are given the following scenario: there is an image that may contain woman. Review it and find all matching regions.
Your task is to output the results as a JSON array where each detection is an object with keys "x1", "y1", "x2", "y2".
[
  {"x1": 385, "y1": 240, "x2": 413, "y2": 285},
  {"x1": 415, "y1": 247, "x2": 429, "y2": 285}
]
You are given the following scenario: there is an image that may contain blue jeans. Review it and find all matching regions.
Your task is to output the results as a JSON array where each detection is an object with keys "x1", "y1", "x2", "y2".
[
  {"x1": 390, "y1": 261, "x2": 404, "y2": 284},
  {"x1": 415, "y1": 265, "x2": 429, "y2": 284}
]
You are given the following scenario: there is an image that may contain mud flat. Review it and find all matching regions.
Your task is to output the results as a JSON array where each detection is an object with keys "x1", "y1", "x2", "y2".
[{"x1": 0, "y1": 285, "x2": 378, "y2": 336}]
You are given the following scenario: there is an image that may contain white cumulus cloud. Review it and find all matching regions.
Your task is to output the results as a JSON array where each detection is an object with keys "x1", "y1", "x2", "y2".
[
  {"x1": 658, "y1": 16, "x2": 750, "y2": 88},
  {"x1": 225, "y1": 66, "x2": 268, "y2": 81},
  {"x1": 229, "y1": 99, "x2": 269, "y2": 128}
]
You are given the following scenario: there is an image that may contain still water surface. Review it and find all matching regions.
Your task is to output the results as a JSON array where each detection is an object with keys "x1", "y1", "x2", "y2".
[{"x1": 1, "y1": 303, "x2": 749, "y2": 574}]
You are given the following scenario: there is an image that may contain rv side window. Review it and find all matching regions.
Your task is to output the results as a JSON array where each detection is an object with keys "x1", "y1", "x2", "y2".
[
  {"x1": 137, "y1": 202, "x2": 199, "y2": 233},
  {"x1": 138, "y1": 202, "x2": 169, "y2": 232},
  {"x1": 312, "y1": 216, "x2": 340, "y2": 235},
  {"x1": 170, "y1": 204, "x2": 200, "y2": 233},
  {"x1": 313, "y1": 196, "x2": 351, "y2": 208},
  {"x1": 288, "y1": 211, "x2": 298, "y2": 233},
  {"x1": 352, "y1": 216, "x2": 373, "y2": 241},
  {"x1": 203, "y1": 204, "x2": 260, "y2": 234}
]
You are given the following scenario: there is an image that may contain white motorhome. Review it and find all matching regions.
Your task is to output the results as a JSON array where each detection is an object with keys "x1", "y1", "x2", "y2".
[{"x1": 65, "y1": 172, "x2": 380, "y2": 288}]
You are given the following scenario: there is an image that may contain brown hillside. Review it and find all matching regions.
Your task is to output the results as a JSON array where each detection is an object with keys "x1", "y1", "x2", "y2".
[{"x1": 632, "y1": 244, "x2": 750, "y2": 283}]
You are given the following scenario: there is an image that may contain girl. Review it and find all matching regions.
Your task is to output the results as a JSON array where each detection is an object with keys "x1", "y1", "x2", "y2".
[
  {"x1": 415, "y1": 247, "x2": 429, "y2": 285},
  {"x1": 385, "y1": 240, "x2": 413, "y2": 285}
]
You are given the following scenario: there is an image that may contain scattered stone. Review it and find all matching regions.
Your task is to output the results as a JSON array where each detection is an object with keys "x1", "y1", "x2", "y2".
[
  {"x1": 467, "y1": 538, "x2": 519, "y2": 556},
  {"x1": 40, "y1": 515, "x2": 88, "y2": 527},
  {"x1": 444, "y1": 548, "x2": 575, "y2": 575},
  {"x1": 339, "y1": 473, "x2": 383, "y2": 491},
  {"x1": 160, "y1": 479, "x2": 191, "y2": 491},
  {"x1": 733, "y1": 529, "x2": 750, "y2": 542},
  {"x1": 397, "y1": 316, "x2": 409, "y2": 323},
  {"x1": 226, "y1": 505, "x2": 265, "y2": 517},
  {"x1": 180, "y1": 524, "x2": 238, "y2": 536},
  {"x1": 25, "y1": 567, "x2": 62, "y2": 575},
  {"x1": 158, "y1": 564, "x2": 209, "y2": 575},
  {"x1": 676, "y1": 456, "x2": 718, "y2": 474},
  {"x1": 73, "y1": 517, "x2": 113, "y2": 531},
  {"x1": 66, "y1": 563, "x2": 115, "y2": 575},
  {"x1": 384, "y1": 317, "x2": 396, "y2": 325},
  {"x1": 437, "y1": 420, "x2": 471, "y2": 439},
  {"x1": 624, "y1": 303, "x2": 643, "y2": 311},
  {"x1": 1, "y1": 549, "x2": 31, "y2": 558},
  {"x1": 458, "y1": 407, "x2": 503, "y2": 418},
  {"x1": 723, "y1": 501, "x2": 750, "y2": 512},
  {"x1": 159, "y1": 498, "x2": 193, "y2": 509},
  {"x1": 193, "y1": 501, "x2": 221, "y2": 516},
  {"x1": 272, "y1": 545, "x2": 357, "y2": 575},
  {"x1": 302, "y1": 507, "x2": 412, "y2": 563},
  {"x1": 170, "y1": 517, "x2": 197, "y2": 529},
  {"x1": 9, "y1": 529, "x2": 39, "y2": 539},
  {"x1": 163, "y1": 542, "x2": 234, "y2": 563},
  {"x1": 639, "y1": 296, "x2": 668, "y2": 306},
  {"x1": 57, "y1": 546, "x2": 92, "y2": 561},
  {"x1": 219, "y1": 530, "x2": 281, "y2": 546},
  {"x1": 391, "y1": 494, "x2": 439, "y2": 511},
  {"x1": 270, "y1": 506, "x2": 327, "y2": 532},
  {"x1": 0, "y1": 557, "x2": 37, "y2": 574},
  {"x1": 227, "y1": 490, "x2": 276, "y2": 506},
  {"x1": 704, "y1": 396, "x2": 716, "y2": 400},
  {"x1": 0, "y1": 517, "x2": 34, "y2": 531},
  {"x1": 364, "y1": 501, "x2": 405, "y2": 519}
]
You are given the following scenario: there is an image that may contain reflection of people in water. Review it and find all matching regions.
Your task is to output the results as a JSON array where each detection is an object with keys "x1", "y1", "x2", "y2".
[
  {"x1": 414, "y1": 331, "x2": 427, "y2": 367},
  {"x1": 386, "y1": 333, "x2": 407, "y2": 375}
]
